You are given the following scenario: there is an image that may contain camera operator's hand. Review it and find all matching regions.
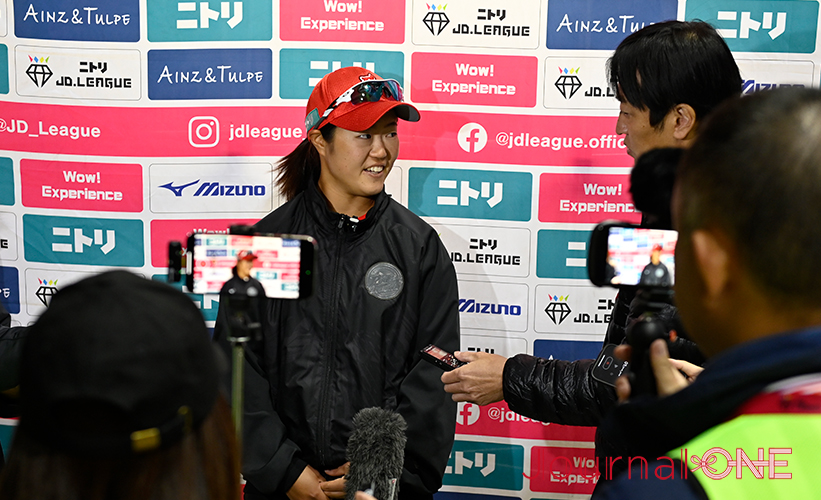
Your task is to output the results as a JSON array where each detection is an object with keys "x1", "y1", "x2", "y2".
[
  {"x1": 614, "y1": 340, "x2": 702, "y2": 401},
  {"x1": 441, "y1": 351, "x2": 506, "y2": 405}
]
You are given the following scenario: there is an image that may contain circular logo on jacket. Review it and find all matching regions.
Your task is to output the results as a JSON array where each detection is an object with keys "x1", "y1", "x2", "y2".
[{"x1": 365, "y1": 262, "x2": 404, "y2": 300}]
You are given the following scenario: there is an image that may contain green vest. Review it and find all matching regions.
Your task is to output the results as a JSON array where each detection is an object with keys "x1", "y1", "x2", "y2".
[{"x1": 667, "y1": 391, "x2": 821, "y2": 498}]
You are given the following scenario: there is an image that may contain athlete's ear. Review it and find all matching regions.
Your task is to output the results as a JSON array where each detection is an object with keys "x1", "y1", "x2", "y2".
[{"x1": 309, "y1": 128, "x2": 327, "y2": 158}]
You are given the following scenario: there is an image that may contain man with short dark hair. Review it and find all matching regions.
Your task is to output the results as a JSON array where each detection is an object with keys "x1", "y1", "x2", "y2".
[
  {"x1": 593, "y1": 86, "x2": 821, "y2": 499},
  {"x1": 442, "y1": 19, "x2": 741, "y2": 429},
  {"x1": 610, "y1": 21, "x2": 741, "y2": 159}
]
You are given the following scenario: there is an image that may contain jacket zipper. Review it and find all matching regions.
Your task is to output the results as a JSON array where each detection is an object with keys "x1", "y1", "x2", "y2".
[{"x1": 317, "y1": 215, "x2": 349, "y2": 465}]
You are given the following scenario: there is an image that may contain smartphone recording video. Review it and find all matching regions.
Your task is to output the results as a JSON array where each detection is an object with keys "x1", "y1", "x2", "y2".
[
  {"x1": 588, "y1": 221, "x2": 677, "y2": 288},
  {"x1": 186, "y1": 232, "x2": 315, "y2": 299}
]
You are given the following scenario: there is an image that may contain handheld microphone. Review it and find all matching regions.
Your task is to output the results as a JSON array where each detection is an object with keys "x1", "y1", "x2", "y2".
[{"x1": 345, "y1": 407, "x2": 407, "y2": 500}]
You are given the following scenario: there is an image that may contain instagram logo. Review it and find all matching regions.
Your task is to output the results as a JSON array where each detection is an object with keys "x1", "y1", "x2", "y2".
[
  {"x1": 188, "y1": 116, "x2": 220, "y2": 148},
  {"x1": 457, "y1": 122, "x2": 487, "y2": 153}
]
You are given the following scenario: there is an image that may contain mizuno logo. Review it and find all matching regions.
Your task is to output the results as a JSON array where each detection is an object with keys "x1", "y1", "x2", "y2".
[
  {"x1": 159, "y1": 180, "x2": 199, "y2": 196},
  {"x1": 459, "y1": 298, "x2": 522, "y2": 316},
  {"x1": 159, "y1": 180, "x2": 266, "y2": 197}
]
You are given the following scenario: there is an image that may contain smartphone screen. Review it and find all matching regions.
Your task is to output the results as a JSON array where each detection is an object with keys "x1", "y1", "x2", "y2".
[
  {"x1": 186, "y1": 233, "x2": 314, "y2": 299},
  {"x1": 591, "y1": 344, "x2": 629, "y2": 387},
  {"x1": 605, "y1": 226, "x2": 677, "y2": 287}
]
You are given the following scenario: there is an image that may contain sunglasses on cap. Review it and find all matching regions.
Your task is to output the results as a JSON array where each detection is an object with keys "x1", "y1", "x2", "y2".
[{"x1": 305, "y1": 79, "x2": 405, "y2": 133}]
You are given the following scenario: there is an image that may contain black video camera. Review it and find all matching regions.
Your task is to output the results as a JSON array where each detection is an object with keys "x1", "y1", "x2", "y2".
[{"x1": 588, "y1": 220, "x2": 678, "y2": 396}]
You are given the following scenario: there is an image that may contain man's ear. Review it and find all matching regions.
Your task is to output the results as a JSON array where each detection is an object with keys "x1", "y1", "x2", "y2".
[
  {"x1": 691, "y1": 229, "x2": 731, "y2": 302},
  {"x1": 671, "y1": 104, "x2": 697, "y2": 141},
  {"x1": 308, "y1": 129, "x2": 327, "y2": 158}
]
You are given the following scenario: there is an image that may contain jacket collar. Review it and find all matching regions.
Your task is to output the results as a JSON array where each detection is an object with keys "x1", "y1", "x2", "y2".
[{"x1": 304, "y1": 181, "x2": 390, "y2": 234}]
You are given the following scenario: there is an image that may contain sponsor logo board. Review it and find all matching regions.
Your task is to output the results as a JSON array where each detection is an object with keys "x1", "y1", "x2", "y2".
[
  {"x1": 0, "y1": 266, "x2": 20, "y2": 314},
  {"x1": 21, "y1": 159, "x2": 143, "y2": 212},
  {"x1": 14, "y1": 0, "x2": 140, "y2": 42},
  {"x1": 460, "y1": 331, "x2": 528, "y2": 357},
  {"x1": 538, "y1": 172, "x2": 640, "y2": 224},
  {"x1": 408, "y1": 168, "x2": 532, "y2": 222},
  {"x1": 149, "y1": 218, "x2": 257, "y2": 267},
  {"x1": 0, "y1": 45, "x2": 8, "y2": 94},
  {"x1": 16, "y1": 45, "x2": 140, "y2": 100},
  {"x1": 686, "y1": 0, "x2": 818, "y2": 53},
  {"x1": 279, "y1": 49, "x2": 405, "y2": 99},
  {"x1": 536, "y1": 229, "x2": 592, "y2": 280},
  {"x1": 456, "y1": 401, "x2": 596, "y2": 442},
  {"x1": 432, "y1": 223, "x2": 529, "y2": 277},
  {"x1": 545, "y1": 56, "x2": 618, "y2": 110},
  {"x1": 149, "y1": 162, "x2": 274, "y2": 214},
  {"x1": 147, "y1": 0, "x2": 271, "y2": 42},
  {"x1": 280, "y1": 0, "x2": 404, "y2": 43},
  {"x1": 23, "y1": 214, "x2": 144, "y2": 267},
  {"x1": 534, "y1": 285, "x2": 616, "y2": 335},
  {"x1": 0, "y1": 212, "x2": 19, "y2": 261},
  {"x1": 24, "y1": 268, "x2": 97, "y2": 316},
  {"x1": 533, "y1": 338, "x2": 605, "y2": 361},
  {"x1": 413, "y1": 0, "x2": 539, "y2": 49},
  {"x1": 0, "y1": 158, "x2": 13, "y2": 205},
  {"x1": 444, "y1": 440, "x2": 525, "y2": 491},
  {"x1": 736, "y1": 59, "x2": 814, "y2": 94},
  {"x1": 411, "y1": 52, "x2": 537, "y2": 107},
  {"x1": 148, "y1": 49, "x2": 272, "y2": 100},
  {"x1": 530, "y1": 445, "x2": 598, "y2": 495},
  {"x1": 458, "y1": 280, "x2": 528, "y2": 332},
  {"x1": 547, "y1": 0, "x2": 677, "y2": 50}
]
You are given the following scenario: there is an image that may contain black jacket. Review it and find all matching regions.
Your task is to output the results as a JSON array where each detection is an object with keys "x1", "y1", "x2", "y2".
[
  {"x1": 501, "y1": 291, "x2": 634, "y2": 427},
  {"x1": 216, "y1": 184, "x2": 459, "y2": 499},
  {"x1": 502, "y1": 290, "x2": 704, "y2": 428}
]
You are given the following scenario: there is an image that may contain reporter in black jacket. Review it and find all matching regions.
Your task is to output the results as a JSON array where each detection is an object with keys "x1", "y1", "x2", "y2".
[{"x1": 441, "y1": 21, "x2": 739, "y2": 430}]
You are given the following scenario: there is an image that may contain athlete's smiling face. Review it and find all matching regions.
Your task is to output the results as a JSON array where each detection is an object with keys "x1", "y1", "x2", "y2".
[{"x1": 314, "y1": 110, "x2": 399, "y2": 215}]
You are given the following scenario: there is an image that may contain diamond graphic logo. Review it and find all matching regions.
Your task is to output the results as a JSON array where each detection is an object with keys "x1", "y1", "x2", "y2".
[
  {"x1": 554, "y1": 67, "x2": 581, "y2": 99},
  {"x1": 544, "y1": 294, "x2": 571, "y2": 324},
  {"x1": 35, "y1": 278, "x2": 59, "y2": 306},
  {"x1": 26, "y1": 55, "x2": 53, "y2": 87},
  {"x1": 423, "y1": 4, "x2": 450, "y2": 36}
]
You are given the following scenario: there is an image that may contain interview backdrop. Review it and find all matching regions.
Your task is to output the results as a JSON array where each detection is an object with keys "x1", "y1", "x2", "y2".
[{"x1": 0, "y1": 0, "x2": 818, "y2": 497}]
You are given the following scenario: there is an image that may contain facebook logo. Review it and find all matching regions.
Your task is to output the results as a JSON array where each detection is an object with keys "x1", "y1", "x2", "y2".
[
  {"x1": 536, "y1": 229, "x2": 591, "y2": 279},
  {"x1": 279, "y1": 48, "x2": 404, "y2": 99},
  {"x1": 457, "y1": 123, "x2": 488, "y2": 153}
]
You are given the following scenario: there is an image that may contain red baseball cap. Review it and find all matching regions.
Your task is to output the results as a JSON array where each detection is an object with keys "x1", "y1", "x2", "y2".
[
  {"x1": 652, "y1": 244, "x2": 663, "y2": 252},
  {"x1": 237, "y1": 250, "x2": 258, "y2": 262},
  {"x1": 305, "y1": 66, "x2": 420, "y2": 133}
]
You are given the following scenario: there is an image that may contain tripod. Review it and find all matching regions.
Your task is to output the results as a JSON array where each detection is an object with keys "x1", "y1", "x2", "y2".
[{"x1": 221, "y1": 285, "x2": 263, "y2": 446}]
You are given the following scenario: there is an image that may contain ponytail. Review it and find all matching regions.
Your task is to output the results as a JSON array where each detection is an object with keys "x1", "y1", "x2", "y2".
[{"x1": 276, "y1": 125, "x2": 336, "y2": 200}]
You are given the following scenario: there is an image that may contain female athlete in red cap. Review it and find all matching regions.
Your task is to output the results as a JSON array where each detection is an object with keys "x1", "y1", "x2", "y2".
[{"x1": 215, "y1": 67, "x2": 459, "y2": 500}]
